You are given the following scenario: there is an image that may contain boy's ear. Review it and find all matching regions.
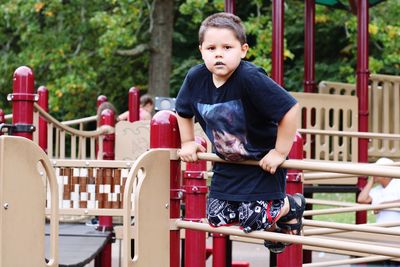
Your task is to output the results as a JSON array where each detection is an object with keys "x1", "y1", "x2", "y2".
[
  {"x1": 241, "y1": 43, "x2": 249, "y2": 59},
  {"x1": 198, "y1": 45, "x2": 202, "y2": 53}
]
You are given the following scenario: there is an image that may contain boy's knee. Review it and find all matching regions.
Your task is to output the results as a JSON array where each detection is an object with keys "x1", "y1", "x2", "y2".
[{"x1": 207, "y1": 198, "x2": 238, "y2": 227}]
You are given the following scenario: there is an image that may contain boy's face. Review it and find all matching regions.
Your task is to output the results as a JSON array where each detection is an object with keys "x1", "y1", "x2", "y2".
[{"x1": 199, "y1": 27, "x2": 248, "y2": 85}]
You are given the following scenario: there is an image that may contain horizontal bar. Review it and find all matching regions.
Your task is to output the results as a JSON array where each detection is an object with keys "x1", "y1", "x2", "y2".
[
  {"x1": 299, "y1": 128, "x2": 400, "y2": 140},
  {"x1": 44, "y1": 208, "x2": 134, "y2": 217},
  {"x1": 303, "y1": 172, "x2": 356, "y2": 180},
  {"x1": 303, "y1": 219, "x2": 400, "y2": 236},
  {"x1": 197, "y1": 153, "x2": 400, "y2": 178},
  {"x1": 305, "y1": 198, "x2": 356, "y2": 207},
  {"x1": 304, "y1": 255, "x2": 393, "y2": 267},
  {"x1": 175, "y1": 220, "x2": 400, "y2": 258},
  {"x1": 304, "y1": 221, "x2": 400, "y2": 236},
  {"x1": 50, "y1": 159, "x2": 135, "y2": 168},
  {"x1": 304, "y1": 202, "x2": 400, "y2": 216}
]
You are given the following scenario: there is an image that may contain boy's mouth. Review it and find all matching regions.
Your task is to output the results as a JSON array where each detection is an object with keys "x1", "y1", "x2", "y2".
[{"x1": 215, "y1": 61, "x2": 225, "y2": 66}]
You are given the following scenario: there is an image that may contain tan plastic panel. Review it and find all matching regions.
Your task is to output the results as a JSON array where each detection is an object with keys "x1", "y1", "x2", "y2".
[
  {"x1": 122, "y1": 149, "x2": 170, "y2": 267},
  {"x1": 115, "y1": 120, "x2": 211, "y2": 161},
  {"x1": 0, "y1": 136, "x2": 59, "y2": 267},
  {"x1": 319, "y1": 75, "x2": 400, "y2": 160},
  {"x1": 115, "y1": 120, "x2": 151, "y2": 161},
  {"x1": 292, "y1": 92, "x2": 358, "y2": 185},
  {"x1": 369, "y1": 74, "x2": 400, "y2": 160}
]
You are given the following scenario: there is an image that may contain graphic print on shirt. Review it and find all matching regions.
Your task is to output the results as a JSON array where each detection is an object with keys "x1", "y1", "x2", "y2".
[{"x1": 197, "y1": 100, "x2": 252, "y2": 161}]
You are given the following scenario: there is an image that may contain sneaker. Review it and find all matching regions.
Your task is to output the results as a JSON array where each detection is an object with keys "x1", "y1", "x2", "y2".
[
  {"x1": 264, "y1": 240, "x2": 286, "y2": 254},
  {"x1": 85, "y1": 218, "x2": 99, "y2": 227}
]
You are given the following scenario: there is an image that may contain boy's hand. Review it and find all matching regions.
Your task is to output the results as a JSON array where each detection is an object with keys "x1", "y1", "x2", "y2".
[
  {"x1": 259, "y1": 149, "x2": 286, "y2": 174},
  {"x1": 178, "y1": 141, "x2": 206, "y2": 162}
]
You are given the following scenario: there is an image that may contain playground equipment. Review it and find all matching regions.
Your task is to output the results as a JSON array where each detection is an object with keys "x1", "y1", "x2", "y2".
[
  {"x1": 2, "y1": 132, "x2": 400, "y2": 266},
  {"x1": 3, "y1": 63, "x2": 400, "y2": 266}
]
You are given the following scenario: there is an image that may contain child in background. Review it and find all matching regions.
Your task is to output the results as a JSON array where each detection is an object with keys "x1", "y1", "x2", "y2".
[
  {"x1": 118, "y1": 94, "x2": 154, "y2": 121},
  {"x1": 175, "y1": 12, "x2": 304, "y2": 253}
]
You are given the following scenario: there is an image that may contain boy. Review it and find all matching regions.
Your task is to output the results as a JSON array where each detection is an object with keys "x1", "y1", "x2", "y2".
[
  {"x1": 358, "y1": 157, "x2": 400, "y2": 223},
  {"x1": 175, "y1": 12, "x2": 304, "y2": 253}
]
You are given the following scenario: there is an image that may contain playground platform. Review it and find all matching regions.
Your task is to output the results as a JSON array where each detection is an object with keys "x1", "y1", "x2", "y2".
[{"x1": 45, "y1": 223, "x2": 111, "y2": 267}]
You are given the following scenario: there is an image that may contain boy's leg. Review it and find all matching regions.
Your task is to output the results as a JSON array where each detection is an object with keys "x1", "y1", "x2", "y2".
[
  {"x1": 276, "y1": 193, "x2": 306, "y2": 235},
  {"x1": 238, "y1": 200, "x2": 288, "y2": 254},
  {"x1": 207, "y1": 197, "x2": 240, "y2": 227}
]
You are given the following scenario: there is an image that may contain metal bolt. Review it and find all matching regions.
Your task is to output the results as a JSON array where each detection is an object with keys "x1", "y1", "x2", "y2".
[
  {"x1": 177, "y1": 191, "x2": 183, "y2": 199},
  {"x1": 165, "y1": 204, "x2": 169, "y2": 209},
  {"x1": 3, "y1": 203, "x2": 9, "y2": 209}
]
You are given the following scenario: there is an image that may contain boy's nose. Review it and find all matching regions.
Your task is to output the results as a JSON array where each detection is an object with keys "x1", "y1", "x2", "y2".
[{"x1": 215, "y1": 48, "x2": 223, "y2": 57}]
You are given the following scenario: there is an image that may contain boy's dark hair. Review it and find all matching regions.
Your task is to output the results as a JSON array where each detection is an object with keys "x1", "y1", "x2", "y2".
[
  {"x1": 199, "y1": 12, "x2": 247, "y2": 45},
  {"x1": 140, "y1": 94, "x2": 154, "y2": 107}
]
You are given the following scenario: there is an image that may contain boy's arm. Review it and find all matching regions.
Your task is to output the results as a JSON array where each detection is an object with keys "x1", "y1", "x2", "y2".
[
  {"x1": 357, "y1": 177, "x2": 374, "y2": 204},
  {"x1": 176, "y1": 114, "x2": 206, "y2": 162},
  {"x1": 259, "y1": 103, "x2": 300, "y2": 174}
]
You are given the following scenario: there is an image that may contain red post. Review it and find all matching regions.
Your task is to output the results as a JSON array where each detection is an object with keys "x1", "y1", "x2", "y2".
[
  {"x1": 0, "y1": 109, "x2": 4, "y2": 136},
  {"x1": 150, "y1": 111, "x2": 181, "y2": 267},
  {"x1": 212, "y1": 233, "x2": 228, "y2": 267},
  {"x1": 303, "y1": 0, "x2": 316, "y2": 93},
  {"x1": 38, "y1": 86, "x2": 48, "y2": 152},
  {"x1": 272, "y1": 0, "x2": 285, "y2": 86},
  {"x1": 356, "y1": 0, "x2": 369, "y2": 225},
  {"x1": 97, "y1": 95, "x2": 108, "y2": 108},
  {"x1": 224, "y1": 0, "x2": 236, "y2": 13},
  {"x1": 99, "y1": 108, "x2": 115, "y2": 161},
  {"x1": 96, "y1": 108, "x2": 115, "y2": 267},
  {"x1": 128, "y1": 87, "x2": 140, "y2": 122},
  {"x1": 184, "y1": 136, "x2": 207, "y2": 267},
  {"x1": 277, "y1": 132, "x2": 304, "y2": 267},
  {"x1": 10, "y1": 66, "x2": 36, "y2": 140}
]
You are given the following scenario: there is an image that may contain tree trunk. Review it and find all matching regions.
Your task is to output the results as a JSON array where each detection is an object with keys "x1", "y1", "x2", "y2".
[{"x1": 148, "y1": 0, "x2": 174, "y2": 97}]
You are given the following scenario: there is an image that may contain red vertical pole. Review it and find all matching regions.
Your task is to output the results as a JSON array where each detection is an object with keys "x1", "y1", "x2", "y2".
[
  {"x1": 224, "y1": 0, "x2": 236, "y2": 13},
  {"x1": 128, "y1": 87, "x2": 140, "y2": 122},
  {"x1": 0, "y1": 109, "x2": 4, "y2": 136},
  {"x1": 38, "y1": 86, "x2": 48, "y2": 152},
  {"x1": 96, "y1": 108, "x2": 115, "y2": 267},
  {"x1": 97, "y1": 95, "x2": 108, "y2": 108},
  {"x1": 150, "y1": 111, "x2": 181, "y2": 267},
  {"x1": 277, "y1": 132, "x2": 304, "y2": 267},
  {"x1": 272, "y1": 0, "x2": 285, "y2": 86},
  {"x1": 184, "y1": 136, "x2": 207, "y2": 267},
  {"x1": 304, "y1": 0, "x2": 316, "y2": 93},
  {"x1": 302, "y1": 1, "x2": 315, "y2": 263},
  {"x1": 212, "y1": 234, "x2": 227, "y2": 267},
  {"x1": 11, "y1": 66, "x2": 36, "y2": 140},
  {"x1": 356, "y1": 0, "x2": 369, "y2": 224},
  {"x1": 271, "y1": 3, "x2": 285, "y2": 265}
]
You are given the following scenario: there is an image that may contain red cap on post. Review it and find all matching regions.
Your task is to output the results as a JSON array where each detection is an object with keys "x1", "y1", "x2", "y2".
[
  {"x1": 38, "y1": 86, "x2": 49, "y2": 152},
  {"x1": 11, "y1": 66, "x2": 35, "y2": 139},
  {"x1": 99, "y1": 108, "x2": 115, "y2": 161},
  {"x1": 0, "y1": 109, "x2": 4, "y2": 123},
  {"x1": 97, "y1": 95, "x2": 108, "y2": 108},
  {"x1": 0, "y1": 109, "x2": 4, "y2": 136},
  {"x1": 128, "y1": 87, "x2": 140, "y2": 122},
  {"x1": 150, "y1": 110, "x2": 181, "y2": 149}
]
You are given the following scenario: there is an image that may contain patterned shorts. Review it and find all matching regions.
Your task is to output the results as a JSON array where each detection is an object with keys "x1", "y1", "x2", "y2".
[{"x1": 207, "y1": 197, "x2": 285, "y2": 233}]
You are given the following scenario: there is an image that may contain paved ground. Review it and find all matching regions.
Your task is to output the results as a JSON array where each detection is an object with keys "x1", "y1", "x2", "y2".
[{"x1": 84, "y1": 239, "x2": 352, "y2": 267}]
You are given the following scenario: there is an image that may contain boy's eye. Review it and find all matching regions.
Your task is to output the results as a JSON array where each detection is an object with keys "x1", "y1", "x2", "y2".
[
  {"x1": 207, "y1": 47, "x2": 215, "y2": 51},
  {"x1": 224, "y1": 46, "x2": 232, "y2": 50}
]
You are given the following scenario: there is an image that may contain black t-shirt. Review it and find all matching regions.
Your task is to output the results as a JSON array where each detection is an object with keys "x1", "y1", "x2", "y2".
[{"x1": 176, "y1": 61, "x2": 297, "y2": 201}]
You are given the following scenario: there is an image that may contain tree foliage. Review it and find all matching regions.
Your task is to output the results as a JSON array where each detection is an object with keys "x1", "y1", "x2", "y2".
[{"x1": 0, "y1": 0, "x2": 399, "y2": 119}]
